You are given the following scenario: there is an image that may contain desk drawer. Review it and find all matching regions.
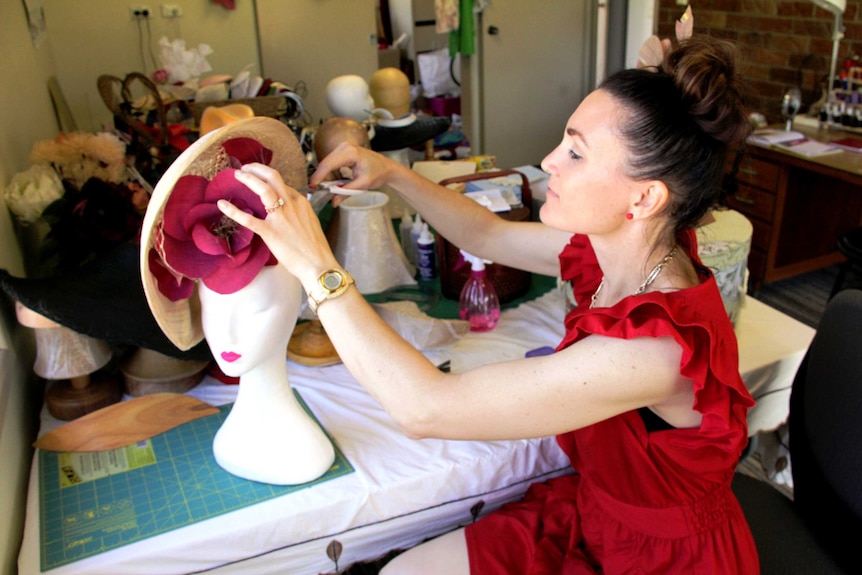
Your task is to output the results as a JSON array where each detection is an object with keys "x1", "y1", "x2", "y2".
[
  {"x1": 726, "y1": 184, "x2": 776, "y2": 222},
  {"x1": 736, "y1": 157, "x2": 781, "y2": 193}
]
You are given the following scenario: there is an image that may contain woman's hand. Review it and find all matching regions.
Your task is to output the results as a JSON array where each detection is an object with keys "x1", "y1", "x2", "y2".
[
  {"x1": 311, "y1": 142, "x2": 403, "y2": 193},
  {"x1": 217, "y1": 163, "x2": 339, "y2": 286}
]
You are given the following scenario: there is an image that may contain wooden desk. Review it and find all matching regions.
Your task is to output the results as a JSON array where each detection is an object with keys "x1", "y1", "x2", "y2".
[{"x1": 727, "y1": 125, "x2": 862, "y2": 289}]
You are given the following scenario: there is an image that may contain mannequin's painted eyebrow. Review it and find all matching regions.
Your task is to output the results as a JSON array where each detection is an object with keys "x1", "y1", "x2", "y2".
[{"x1": 566, "y1": 127, "x2": 589, "y2": 149}]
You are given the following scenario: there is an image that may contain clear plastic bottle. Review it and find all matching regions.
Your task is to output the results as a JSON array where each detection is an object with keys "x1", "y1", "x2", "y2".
[
  {"x1": 410, "y1": 213, "x2": 424, "y2": 266},
  {"x1": 399, "y1": 207, "x2": 414, "y2": 264},
  {"x1": 458, "y1": 250, "x2": 500, "y2": 332}
]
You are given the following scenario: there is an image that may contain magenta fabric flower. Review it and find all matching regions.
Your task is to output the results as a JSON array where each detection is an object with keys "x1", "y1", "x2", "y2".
[
  {"x1": 148, "y1": 236, "x2": 195, "y2": 302},
  {"x1": 150, "y1": 138, "x2": 276, "y2": 298}
]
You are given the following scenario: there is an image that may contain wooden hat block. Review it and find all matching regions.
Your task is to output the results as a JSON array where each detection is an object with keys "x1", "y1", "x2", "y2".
[{"x1": 287, "y1": 320, "x2": 341, "y2": 366}]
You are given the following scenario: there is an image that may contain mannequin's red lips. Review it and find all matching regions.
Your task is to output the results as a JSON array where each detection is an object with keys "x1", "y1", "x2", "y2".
[{"x1": 221, "y1": 351, "x2": 241, "y2": 362}]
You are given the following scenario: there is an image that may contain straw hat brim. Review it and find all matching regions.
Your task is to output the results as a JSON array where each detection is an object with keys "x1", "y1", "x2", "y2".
[{"x1": 140, "y1": 117, "x2": 307, "y2": 351}]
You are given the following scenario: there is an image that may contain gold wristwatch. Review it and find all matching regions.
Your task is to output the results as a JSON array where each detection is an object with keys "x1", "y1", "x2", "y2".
[{"x1": 307, "y1": 268, "x2": 354, "y2": 312}]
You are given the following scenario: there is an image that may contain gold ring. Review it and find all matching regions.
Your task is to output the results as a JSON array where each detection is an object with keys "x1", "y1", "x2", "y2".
[{"x1": 265, "y1": 198, "x2": 285, "y2": 213}]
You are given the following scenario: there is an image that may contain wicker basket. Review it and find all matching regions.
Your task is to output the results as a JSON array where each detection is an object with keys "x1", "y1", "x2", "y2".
[
  {"x1": 188, "y1": 95, "x2": 289, "y2": 125},
  {"x1": 437, "y1": 170, "x2": 533, "y2": 304}
]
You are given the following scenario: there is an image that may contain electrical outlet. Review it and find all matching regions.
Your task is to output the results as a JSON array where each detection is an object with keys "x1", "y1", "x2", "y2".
[
  {"x1": 161, "y1": 4, "x2": 183, "y2": 18},
  {"x1": 130, "y1": 5, "x2": 151, "y2": 19}
]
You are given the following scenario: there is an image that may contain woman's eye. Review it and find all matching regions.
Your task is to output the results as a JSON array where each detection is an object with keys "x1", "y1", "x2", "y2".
[{"x1": 568, "y1": 149, "x2": 582, "y2": 160}]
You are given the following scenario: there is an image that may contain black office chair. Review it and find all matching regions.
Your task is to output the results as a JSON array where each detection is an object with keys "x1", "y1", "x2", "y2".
[
  {"x1": 829, "y1": 227, "x2": 862, "y2": 299},
  {"x1": 732, "y1": 289, "x2": 862, "y2": 574}
]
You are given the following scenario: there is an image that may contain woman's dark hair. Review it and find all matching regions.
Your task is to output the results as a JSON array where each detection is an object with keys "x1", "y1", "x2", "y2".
[{"x1": 599, "y1": 35, "x2": 752, "y2": 239}]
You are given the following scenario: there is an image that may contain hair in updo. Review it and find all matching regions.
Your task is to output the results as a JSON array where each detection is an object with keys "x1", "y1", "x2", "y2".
[{"x1": 600, "y1": 35, "x2": 752, "y2": 238}]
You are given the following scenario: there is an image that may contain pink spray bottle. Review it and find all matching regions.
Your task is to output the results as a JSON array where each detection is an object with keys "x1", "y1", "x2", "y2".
[{"x1": 458, "y1": 250, "x2": 500, "y2": 332}]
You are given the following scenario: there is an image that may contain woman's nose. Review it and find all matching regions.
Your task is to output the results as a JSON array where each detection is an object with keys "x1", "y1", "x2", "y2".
[{"x1": 540, "y1": 150, "x2": 556, "y2": 174}]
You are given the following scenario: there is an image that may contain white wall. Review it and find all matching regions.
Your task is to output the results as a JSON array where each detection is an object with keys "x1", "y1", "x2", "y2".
[
  {"x1": 255, "y1": 0, "x2": 379, "y2": 124},
  {"x1": 624, "y1": 0, "x2": 658, "y2": 69},
  {"x1": 0, "y1": 2, "x2": 57, "y2": 573},
  {"x1": 42, "y1": 0, "x2": 261, "y2": 133}
]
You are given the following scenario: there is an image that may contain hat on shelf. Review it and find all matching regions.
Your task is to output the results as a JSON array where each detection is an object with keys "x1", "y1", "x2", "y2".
[
  {"x1": 140, "y1": 116, "x2": 307, "y2": 351},
  {"x1": 371, "y1": 115, "x2": 452, "y2": 152},
  {"x1": 0, "y1": 243, "x2": 212, "y2": 362},
  {"x1": 199, "y1": 103, "x2": 255, "y2": 136}
]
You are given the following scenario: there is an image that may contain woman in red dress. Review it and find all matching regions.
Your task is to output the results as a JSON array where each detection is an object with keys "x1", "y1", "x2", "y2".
[{"x1": 219, "y1": 35, "x2": 758, "y2": 574}]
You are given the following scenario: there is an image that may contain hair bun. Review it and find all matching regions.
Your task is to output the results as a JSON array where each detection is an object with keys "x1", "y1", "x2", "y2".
[{"x1": 661, "y1": 36, "x2": 751, "y2": 146}]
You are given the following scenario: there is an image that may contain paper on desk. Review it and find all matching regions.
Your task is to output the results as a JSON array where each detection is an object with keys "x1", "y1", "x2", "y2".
[
  {"x1": 773, "y1": 137, "x2": 841, "y2": 157},
  {"x1": 747, "y1": 128, "x2": 805, "y2": 145},
  {"x1": 465, "y1": 188, "x2": 512, "y2": 212}
]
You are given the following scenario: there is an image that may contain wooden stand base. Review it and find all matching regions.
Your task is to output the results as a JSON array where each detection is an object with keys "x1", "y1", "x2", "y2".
[
  {"x1": 46, "y1": 372, "x2": 124, "y2": 421},
  {"x1": 120, "y1": 348, "x2": 208, "y2": 397},
  {"x1": 287, "y1": 320, "x2": 341, "y2": 367}
]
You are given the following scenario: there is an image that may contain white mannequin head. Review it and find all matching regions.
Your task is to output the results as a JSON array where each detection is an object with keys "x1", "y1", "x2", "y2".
[
  {"x1": 198, "y1": 263, "x2": 335, "y2": 485},
  {"x1": 325, "y1": 74, "x2": 375, "y2": 122},
  {"x1": 199, "y1": 264, "x2": 302, "y2": 378}
]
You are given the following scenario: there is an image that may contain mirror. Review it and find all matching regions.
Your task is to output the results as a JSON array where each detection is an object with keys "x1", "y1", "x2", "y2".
[{"x1": 781, "y1": 87, "x2": 802, "y2": 131}]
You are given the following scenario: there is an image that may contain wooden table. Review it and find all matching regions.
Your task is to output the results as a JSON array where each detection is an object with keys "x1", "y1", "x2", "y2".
[{"x1": 727, "y1": 123, "x2": 862, "y2": 290}]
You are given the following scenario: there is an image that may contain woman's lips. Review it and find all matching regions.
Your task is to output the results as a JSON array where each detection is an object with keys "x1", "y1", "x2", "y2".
[{"x1": 221, "y1": 351, "x2": 241, "y2": 362}]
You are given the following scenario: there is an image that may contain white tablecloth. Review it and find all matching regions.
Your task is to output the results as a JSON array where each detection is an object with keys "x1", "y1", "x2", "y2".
[{"x1": 18, "y1": 288, "x2": 814, "y2": 574}]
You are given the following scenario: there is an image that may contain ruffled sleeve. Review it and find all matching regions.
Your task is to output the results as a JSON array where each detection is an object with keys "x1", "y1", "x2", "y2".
[
  {"x1": 558, "y1": 234, "x2": 601, "y2": 308},
  {"x1": 555, "y1": 232, "x2": 754, "y2": 449}
]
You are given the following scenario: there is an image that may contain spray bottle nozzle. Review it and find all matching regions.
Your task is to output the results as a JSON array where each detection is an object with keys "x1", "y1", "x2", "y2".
[{"x1": 459, "y1": 250, "x2": 492, "y2": 272}]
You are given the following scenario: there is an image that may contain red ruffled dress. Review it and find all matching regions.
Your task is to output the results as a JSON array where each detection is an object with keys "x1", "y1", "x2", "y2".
[{"x1": 465, "y1": 231, "x2": 759, "y2": 574}]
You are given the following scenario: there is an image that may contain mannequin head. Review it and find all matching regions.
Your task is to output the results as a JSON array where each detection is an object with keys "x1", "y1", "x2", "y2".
[
  {"x1": 199, "y1": 264, "x2": 302, "y2": 378},
  {"x1": 369, "y1": 67, "x2": 411, "y2": 118},
  {"x1": 314, "y1": 117, "x2": 371, "y2": 164},
  {"x1": 325, "y1": 74, "x2": 374, "y2": 122}
]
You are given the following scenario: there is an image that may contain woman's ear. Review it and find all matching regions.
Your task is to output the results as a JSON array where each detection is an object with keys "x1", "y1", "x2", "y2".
[{"x1": 630, "y1": 181, "x2": 669, "y2": 219}]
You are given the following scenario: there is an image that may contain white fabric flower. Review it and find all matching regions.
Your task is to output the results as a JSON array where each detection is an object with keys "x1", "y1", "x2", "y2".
[{"x1": 3, "y1": 165, "x2": 64, "y2": 224}]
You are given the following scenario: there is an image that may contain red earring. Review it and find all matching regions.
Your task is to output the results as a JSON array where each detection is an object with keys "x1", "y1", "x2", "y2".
[{"x1": 626, "y1": 213, "x2": 633, "y2": 220}]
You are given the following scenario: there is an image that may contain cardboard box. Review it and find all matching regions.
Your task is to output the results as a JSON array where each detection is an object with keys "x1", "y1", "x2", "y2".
[{"x1": 378, "y1": 48, "x2": 400, "y2": 70}]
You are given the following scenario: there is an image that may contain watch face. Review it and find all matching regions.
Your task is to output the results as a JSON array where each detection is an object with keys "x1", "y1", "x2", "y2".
[{"x1": 322, "y1": 271, "x2": 344, "y2": 291}]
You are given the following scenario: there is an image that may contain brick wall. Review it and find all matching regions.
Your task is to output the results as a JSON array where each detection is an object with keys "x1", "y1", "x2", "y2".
[{"x1": 656, "y1": 0, "x2": 861, "y2": 122}]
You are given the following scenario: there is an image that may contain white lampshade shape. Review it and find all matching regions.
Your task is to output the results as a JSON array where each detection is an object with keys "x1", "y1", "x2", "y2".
[
  {"x1": 330, "y1": 191, "x2": 417, "y2": 294},
  {"x1": 33, "y1": 327, "x2": 112, "y2": 380},
  {"x1": 15, "y1": 301, "x2": 111, "y2": 380}
]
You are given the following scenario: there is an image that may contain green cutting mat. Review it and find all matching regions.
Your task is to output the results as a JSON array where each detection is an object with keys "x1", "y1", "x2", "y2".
[{"x1": 39, "y1": 393, "x2": 353, "y2": 571}]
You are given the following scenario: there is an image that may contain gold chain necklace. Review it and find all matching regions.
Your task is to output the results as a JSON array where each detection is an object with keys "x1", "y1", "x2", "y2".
[{"x1": 590, "y1": 247, "x2": 678, "y2": 309}]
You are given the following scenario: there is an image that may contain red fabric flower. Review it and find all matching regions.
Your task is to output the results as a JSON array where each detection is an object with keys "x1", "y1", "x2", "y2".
[
  {"x1": 151, "y1": 138, "x2": 276, "y2": 298},
  {"x1": 149, "y1": 238, "x2": 195, "y2": 302}
]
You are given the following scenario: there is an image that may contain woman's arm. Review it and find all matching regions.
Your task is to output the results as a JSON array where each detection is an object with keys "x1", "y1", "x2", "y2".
[
  {"x1": 220, "y1": 164, "x2": 698, "y2": 441},
  {"x1": 315, "y1": 286, "x2": 696, "y2": 441},
  {"x1": 313, "y1": 143, "x2": 570, "y2": 277}
]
